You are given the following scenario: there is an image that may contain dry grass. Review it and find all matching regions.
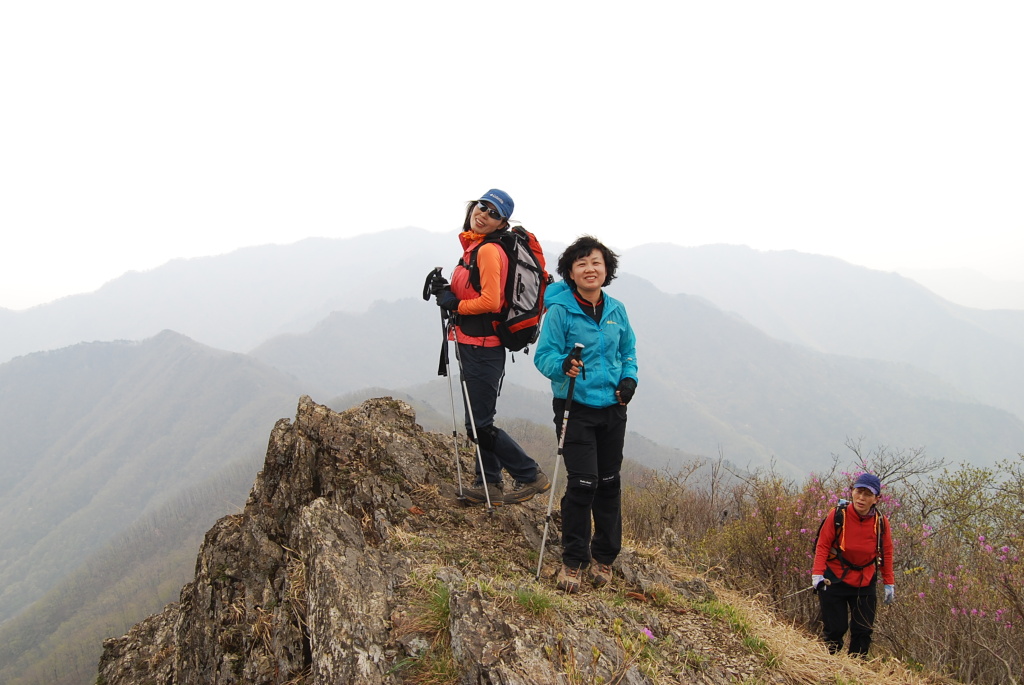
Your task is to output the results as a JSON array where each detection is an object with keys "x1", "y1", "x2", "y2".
[
  {"x1": 250, "y1": 606, "x2": 274, "y2": 654},
  {"x1": 283, "y1": 545, "x2": 308, "y2": 631},
  {"x1": 720, "y1": 587, "x2": 951, "y2": 685},
  {"x1": 613, "y1": 541, "x2": 945, "y2": 684},
  {"x1": 385, "y1": 448, "x2": 957, "y2": 684}
]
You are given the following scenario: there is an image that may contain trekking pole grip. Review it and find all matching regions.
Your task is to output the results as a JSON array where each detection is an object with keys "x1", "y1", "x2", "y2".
[
  {"x1": 566, "y1": 343, "x2": 584, "y2": 393},
  {"x1": 422, "y1": 267, "x2": 443, "y2": 301}
]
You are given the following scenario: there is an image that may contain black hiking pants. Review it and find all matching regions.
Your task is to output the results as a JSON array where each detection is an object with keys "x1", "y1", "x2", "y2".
[
  {"x1": 553, "y1": 399, "x2": 626, "y2": 570},
  {"x1": 458, "y1": 343, "x2": 540, "y2": 486},
  {"x1": 818, "y1": 580, "x2": 878, "y2": 656}
]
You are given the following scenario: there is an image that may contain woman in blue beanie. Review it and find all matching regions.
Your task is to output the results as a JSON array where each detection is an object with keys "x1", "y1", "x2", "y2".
[
  {"x1": 430, "y1": 189, "x2": 550, "y2": 506},
  {"x1": 811, "y1": 472, "x2": 895, "y2": 655}
]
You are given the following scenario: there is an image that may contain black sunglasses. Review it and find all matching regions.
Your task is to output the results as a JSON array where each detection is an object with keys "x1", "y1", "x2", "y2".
[{"x1": 476, "y1": 202, "x2": 502, "y2": 220}]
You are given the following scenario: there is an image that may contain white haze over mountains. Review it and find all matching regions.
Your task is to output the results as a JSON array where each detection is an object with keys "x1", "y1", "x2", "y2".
[
  {"x1": 3, "y1": 228, "x2": 1023, "y2": 431},
  {"x1": 2, "y1": 228, "x2": 1022, "y2": 656},
  {"x1": 2, "y1": 2, "x2": 1022, "y2": 311},
  {"x1": 898, "y1": 268, "x2": 1024, "y2": 311}
]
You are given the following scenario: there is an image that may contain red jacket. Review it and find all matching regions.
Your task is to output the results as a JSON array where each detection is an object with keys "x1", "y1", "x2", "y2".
[
  {"x1": 812, "y1": 506, "x2": 895, "y2": 587},
  {"x1": 449, "y1": 231, "x2": 508, "y2": 347}
]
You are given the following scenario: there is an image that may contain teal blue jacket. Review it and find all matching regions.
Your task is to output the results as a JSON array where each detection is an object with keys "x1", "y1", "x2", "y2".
[{"x1": 533, "y1": 281, "x2": 638, "y2": 408}]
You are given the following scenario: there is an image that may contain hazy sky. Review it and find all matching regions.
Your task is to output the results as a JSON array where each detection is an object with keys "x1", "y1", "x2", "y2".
[{"x1": 2, "y1": 2, "x2": 1021, "y2": 311}]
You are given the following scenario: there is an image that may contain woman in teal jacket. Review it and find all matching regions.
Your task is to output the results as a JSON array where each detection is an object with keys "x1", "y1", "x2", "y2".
[{"x1": 533, "y1": 235, "x2": 638, "y2": 592}]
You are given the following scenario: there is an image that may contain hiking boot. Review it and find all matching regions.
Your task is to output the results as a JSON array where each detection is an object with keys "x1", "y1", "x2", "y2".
[
  {"x1": 556, "y1": 564, "x2": 584, "y2": 593},
  {"x1": 589, "y1": 561, "x2": 613, "y2": 588},
  {"x1": 502, "y1": 470, "x2": 551, "y2": 504},
  {"x1": 462, "y1": 483, "x2": 503, "y2": 506}
]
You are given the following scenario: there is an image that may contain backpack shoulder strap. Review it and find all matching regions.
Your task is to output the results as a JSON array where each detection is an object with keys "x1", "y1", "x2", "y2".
[
  {"x1": 834, "y1": 502, "x2": 847, "y2": 537},
  {"x1": 463, "y1": 231, "x2": 511, "y2": 293},
  {"x1": 814, "y1": 505, "x2": 840, "y2": 546}
]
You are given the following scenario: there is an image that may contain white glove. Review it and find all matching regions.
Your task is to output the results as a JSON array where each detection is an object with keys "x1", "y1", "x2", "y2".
[
  {"x1": 884, "y1": 584, "x2": 895, "y2": 605},
  {"x1": 812, "y1": 574, "x2": 826, "y2": 591}
]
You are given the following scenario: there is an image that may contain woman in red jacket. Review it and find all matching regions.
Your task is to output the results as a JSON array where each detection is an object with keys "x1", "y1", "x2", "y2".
[
  {"x1": 811, "y1": 473, "x2": 895, "y2": 656},
  {"x1": 431, "y1": 189, "x2": 550, "y2": 506}
]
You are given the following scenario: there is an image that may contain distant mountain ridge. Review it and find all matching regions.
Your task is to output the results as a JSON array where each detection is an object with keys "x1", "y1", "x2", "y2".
[
  {"x1": 0, "y1": 331, "x2": 305, "y2": 624},
  {"x1": 0, "y1": 230, "x2": 454, "y2": 363},
  {"x1": 246, "y1": 274, "x2": 1024, "y2": 474},
  {"x1": 3, "y1": 232, "x2": 1021, "y2": 427},
  {"x1": 622, "y1": 243, "x2": 1024, "y2": 421}
]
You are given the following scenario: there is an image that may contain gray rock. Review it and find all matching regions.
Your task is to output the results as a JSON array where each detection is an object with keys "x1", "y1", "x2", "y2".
[{"x1": 96, "y1": 396, "x2": 751, "y2": 684}]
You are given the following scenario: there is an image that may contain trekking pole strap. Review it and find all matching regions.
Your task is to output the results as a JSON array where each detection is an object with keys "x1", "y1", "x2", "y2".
[{"x1": 437, "y1": 315, "x2": 451, "y2": 377}]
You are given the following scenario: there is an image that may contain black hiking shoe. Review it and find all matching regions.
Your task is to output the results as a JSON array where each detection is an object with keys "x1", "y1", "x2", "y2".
[{"x1": 502, "y1": 471, "x2": 551, "y2": 504}]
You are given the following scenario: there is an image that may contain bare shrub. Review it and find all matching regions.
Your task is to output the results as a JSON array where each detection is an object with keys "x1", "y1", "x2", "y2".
[
  {"x1": 622, "y1": 455, "x2": 738, "y2": 569},
  {"x1": 623, "y1": 444, "x2": 1022, "y2": 683},
  {"x1": 876, "y1": 456, "x2": 1023, "y2": 685}
]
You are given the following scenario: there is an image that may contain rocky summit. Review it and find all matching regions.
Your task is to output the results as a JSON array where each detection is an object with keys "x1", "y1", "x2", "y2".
[{"x1": 95, "y1": 397, "x2": 791, "y2": 684}]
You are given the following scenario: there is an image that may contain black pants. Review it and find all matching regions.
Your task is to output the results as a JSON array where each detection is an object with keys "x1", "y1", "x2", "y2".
[
  {"x1": 553, "y1": 399, "x2": 626, "y2": 569},
  {"x1": 458, "y1": 343, "x2": 539, "y2": 486},
  {"x1": 818, "y1": 580, "x2": 878, "y2": 655}
]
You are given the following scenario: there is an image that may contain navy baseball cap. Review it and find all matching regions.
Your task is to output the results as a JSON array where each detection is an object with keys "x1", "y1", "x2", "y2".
[
  {"x1": 853, "y1": 473, "x2": 882, "y2": 496},
  {"x1": 478, "y1": 189, "x2": 514, "y2": 219}
]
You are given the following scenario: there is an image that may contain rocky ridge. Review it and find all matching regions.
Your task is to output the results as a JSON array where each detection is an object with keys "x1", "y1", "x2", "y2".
[{"x1": 96, "y1": 397, "x2": 918, "y2": 684}]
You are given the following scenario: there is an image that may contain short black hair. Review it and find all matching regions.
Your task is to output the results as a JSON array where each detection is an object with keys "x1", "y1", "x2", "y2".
[{"x1": 557, "y1": 235, "x2": 619, "y2": 287}]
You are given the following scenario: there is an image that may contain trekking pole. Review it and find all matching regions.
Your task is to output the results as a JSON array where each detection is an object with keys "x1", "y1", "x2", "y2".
[
  {"x1": 781, "y1": 579, "x2": 832, "y2": 600},
  {"x1": 536, "y1": 343, "x2": 584, "y2": 581},
  {"x1": 423, "y1": 267, "x2": 465, "y2": 499},
  {"x1": 423, "y1": 266, "x2": 494, "y2": 512},
  {"x1": 451, "y1": 336, "x2": 495, "y2": 512},
  {"x1": 441, "y1": 325, "x2": 465, "y2": 499}
]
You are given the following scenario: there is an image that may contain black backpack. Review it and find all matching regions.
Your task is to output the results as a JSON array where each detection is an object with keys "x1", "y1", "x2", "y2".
[
  {"x1": 813, "y1": 502, "x2": 885, "y2": 586},
  {"x1": 460, "y1": 226, "x2": 552, "y2": 352}
]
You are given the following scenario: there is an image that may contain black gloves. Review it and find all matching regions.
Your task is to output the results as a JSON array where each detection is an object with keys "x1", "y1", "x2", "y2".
[
  {"x1": 616, "y1": 378, "x2": 637, "y2": 405},
  {"x1": 427, "y1": 271, "x2": 458, "y2": 311},
  {"x1": 428, "y1": 272, "x2": 449, "y2": 296},
  {"x1": 435, "y1": 289, "x2": 460, "y2": 312}
]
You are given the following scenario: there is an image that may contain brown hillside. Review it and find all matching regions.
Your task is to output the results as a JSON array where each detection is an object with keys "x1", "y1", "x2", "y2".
[{"x1": 97, "y1": 397, "x2": 942, "y2": 684}]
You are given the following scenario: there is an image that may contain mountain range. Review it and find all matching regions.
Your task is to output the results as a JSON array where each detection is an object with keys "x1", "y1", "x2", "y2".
[
  {"x1": 625, "y1": 243, "x2": 1024, "y2": 420},
  {"x1": 1, "y1": 228, "x2": 1022, "y2": 682},
  {"x1": 0, "y1": 332, "x2": 305, "y2": 624}
]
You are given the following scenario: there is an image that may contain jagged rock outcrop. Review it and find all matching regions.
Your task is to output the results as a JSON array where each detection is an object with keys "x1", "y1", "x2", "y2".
[{"x1": 98, "y1": 396, "x2": 751, "y2": 684}]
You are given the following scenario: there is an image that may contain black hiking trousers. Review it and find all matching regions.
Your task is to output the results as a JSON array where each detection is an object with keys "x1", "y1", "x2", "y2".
[
  {"x1": 553, "y1": 399, "x2": 626, "y2": 570},
  {"x1": 459, "y1": 343, "x2": 540, "y2": 486},
  {"x1": 818, "y1": 579, "x2": 878, "y2": 656}
]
